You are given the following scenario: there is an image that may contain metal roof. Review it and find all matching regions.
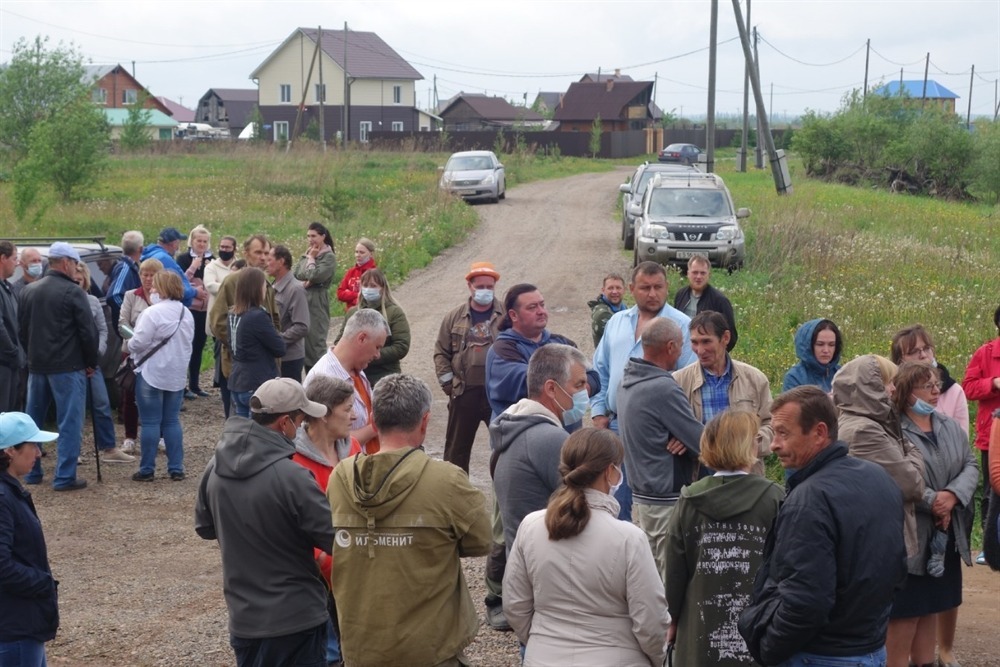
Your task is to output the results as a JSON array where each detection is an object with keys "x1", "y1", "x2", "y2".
[
  {"x1": 873, "y1": 80, "x2": 959, "y2": 99},
  {"x1": 103, "y1": 109, "x2": 178, "y2": 127},
  {"x1": 251, "y1": 28, "x2": 422, "y2": 81},
  {"x1": 440, "y1": 94, "x2": 545, "y2": 122},
  {"x1": 553, "y1": 81, "x2": 654, "y2": 122}
]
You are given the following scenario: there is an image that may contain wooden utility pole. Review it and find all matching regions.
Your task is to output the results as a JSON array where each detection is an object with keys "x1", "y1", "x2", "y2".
[
  {"x1": 966, "y1": 65, "x2": 974, "y2": 129},
  {"x1": 706, "y1": 0, "x2": 718, "y2": 173},
  {"x1": 739, "y1": 0, "x2": 751, "y2": 172},
  {"x1": 921, "y1": 53, "x2": 930, "y2": 109},
  {"x1": 862, "y1": 39, "x2": 870, "y2": 101},
  {"x1": 318, "y1": 26, "x2": 326, "y2": 151},
  {"x1": 753, "y1": 26, "x2": 763, "y2": 169},
  {"x1": 288, "y1": 33, "x2": 321, "y2": 152}
]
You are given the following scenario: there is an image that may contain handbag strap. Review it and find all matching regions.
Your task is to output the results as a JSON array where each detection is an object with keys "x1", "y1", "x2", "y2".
[{"x1": 133, "y1": 306, "x2": 185, "y2": 367}]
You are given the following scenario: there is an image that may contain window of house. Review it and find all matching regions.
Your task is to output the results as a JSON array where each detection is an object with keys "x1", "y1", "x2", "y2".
[
  {"x1": 92, "y1": 88, "x2": 107, "y2": 104},
  {"x1": 393, "y1": 85, "x2": 401, "y2": 104},
  {"x1": 391, "y1": 121, "x2": 404, "y2": 132},
  {"x1": 122, "y1": 89, "x2": 138, "y2": 105},
  {"x1": 280, "y1": 84, "x2": 292, "y2": 103},
  {"x1": 359, "y1": 121, "x2": 372, "y2": 142},
  {"x1": 315, "y1": 84, "x2": 326, "y2": 103},
  {"x1": 274, "y1": 121, "x2": 289, "y2": 142}
]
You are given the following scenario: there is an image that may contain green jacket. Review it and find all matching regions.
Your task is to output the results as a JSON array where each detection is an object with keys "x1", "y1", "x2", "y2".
[
  {"x1": 587, "y1": 295, "x2": 625, "y2": 348},
  {"x1": 336, "y1": 299, "x2": 410, "y2": 387},
  {"x1": 665, "y1": 474, "x2": 783, "y2": 667},
  {"x1": 293, "y1": 249, "x2": 337, "y2": 368},
  {"x1": 329, "y1": 448, "x2": 491, "y2": 666}
]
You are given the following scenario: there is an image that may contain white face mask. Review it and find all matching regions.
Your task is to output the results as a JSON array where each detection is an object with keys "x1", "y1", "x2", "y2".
[
  {"x1": 150, "y1": 292, "x2": 162, "y2": 305},
  {"x1": 361, "y1": 287, "x2": 382, "y2": 302},
  {"x1": 472, "y1": 288, "x2": 494, "y2": 306},
  {"x1": 609, "y1": 464, "x2": 624, "y2": 497}
]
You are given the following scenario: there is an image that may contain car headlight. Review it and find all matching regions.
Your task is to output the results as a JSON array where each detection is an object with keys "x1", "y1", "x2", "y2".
[
  {"x1": 643, "y1": 224, "x2": 670, "y2": 240},
  {"x1": 716, "y1": 224, "x2": 741, "y2": 240},
  {"x1": 482, "y1": 174, "x2": 495, "y2": 185}
]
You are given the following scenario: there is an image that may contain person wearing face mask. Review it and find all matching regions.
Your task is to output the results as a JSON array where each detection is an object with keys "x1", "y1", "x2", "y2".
[
  {"x1": 503, "y1": 427, "x2": 669, "y2": 667},
  {"x1": 892, "y1": 362, "x2": 978, "y2": 667},
  {"x1": 335, "y1": 238, "x2": 376, "y2": 309},
  {"x1": 490, "y1": 345, "x2": 588, "y2": 560},
  {"x1": 433, "y1": 261, "x2": 505, "y2": 473},
  {"x1": 334, "y1": 268, "x2": 409, "y2": 388},
  {"x1": 783, "y1": 318, "x2": 844, "y2": 393},
  {"x1": 10, "y1": 247, "x2": 45, "y2": 299}
]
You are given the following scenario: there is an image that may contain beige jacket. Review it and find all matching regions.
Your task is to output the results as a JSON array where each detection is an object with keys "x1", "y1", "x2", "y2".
[
  {"x1": 503, "y1": 489, "x2": 669, "y2": 667},
  {"x1": 833, "y1": 355, "x2": 925, "y2": 568},
  {"x1": 673, "y1": 358, "x2": 774, "y2": 474},
  {"x1": 433, "y1": 298, "x2": 504, "y2": 397}
]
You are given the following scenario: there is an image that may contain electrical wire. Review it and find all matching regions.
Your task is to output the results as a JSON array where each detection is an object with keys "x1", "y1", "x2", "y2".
[
  {"x1": 757, "y1": 35, "x2": 866, "y2": 67},
  {"x1": 869, "y1": 46, "x2": 929, "y2": 68}
]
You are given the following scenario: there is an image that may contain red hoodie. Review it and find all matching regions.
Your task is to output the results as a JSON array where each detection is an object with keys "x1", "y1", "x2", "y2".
[{"x1": 336, "y1": 258, "x2": 376, "y2": 308}]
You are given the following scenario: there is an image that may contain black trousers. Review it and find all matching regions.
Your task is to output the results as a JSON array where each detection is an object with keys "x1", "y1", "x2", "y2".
[
  {"x1": 188, "y1": 310, "x2": 208, "y2": 391},
  {"x1": 443, "y1": 385, "x2": 492, "y2": 474},
  {"x1": 230, "y1": 622, "x2": 327, "y2": 667}
]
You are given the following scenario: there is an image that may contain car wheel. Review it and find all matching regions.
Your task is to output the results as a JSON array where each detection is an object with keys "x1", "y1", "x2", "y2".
[
  {"x1": 623, "y1": 223, "x2": 634, "y2": 251},
  {"x1": 499, "y1": 180, "x2": 506, "y2": 200},
  {"x1": 632, "y1": 244, "x2": 639, "y2": 268}
]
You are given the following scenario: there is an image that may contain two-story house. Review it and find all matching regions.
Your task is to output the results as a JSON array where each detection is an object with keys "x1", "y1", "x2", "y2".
[
  {"x1": 250, "y1": 27, "x2": 423, "y2": 143},
  {"x1": 84, "y1": 65, "x2": 171, "y2": 115}
]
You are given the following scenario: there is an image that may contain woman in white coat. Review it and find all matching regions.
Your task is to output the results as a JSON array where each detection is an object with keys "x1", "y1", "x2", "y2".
[{"x1": 503, "y1": 427, "x2": 669, "y2": 667}]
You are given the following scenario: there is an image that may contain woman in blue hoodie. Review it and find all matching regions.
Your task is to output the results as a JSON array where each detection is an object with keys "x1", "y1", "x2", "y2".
[{"x1": 782, "y1": 318, "x2": 843, "y2": 392}]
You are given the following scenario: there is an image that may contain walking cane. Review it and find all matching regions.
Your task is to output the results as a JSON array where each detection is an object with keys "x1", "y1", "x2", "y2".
[{"x1": 86, "y1": 375, "x2": 102, "y2": 483}]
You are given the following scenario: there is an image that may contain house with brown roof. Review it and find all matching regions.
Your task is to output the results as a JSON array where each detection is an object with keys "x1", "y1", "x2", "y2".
[
  {"x1": 553, "y1": 80, "x2": 656, "y2": 132},
  {"x1": 155, "y1": 97, "x2": 196, "y2": 123},
  {"x1": 579, "y1": 69, "x2": 633, "y2": 83},
  {"x1": 84, "y1": 65, "x2": 171, "y2": 115},
  {"x1": 438, "y1": 93, "x2": 546, "y2": 131},
  {"x1": 196, "y1": 89, "x2": 258, "y2": 137},
  {"x1": 249, "y1": 27, "x2": 423, "y2": 143}
]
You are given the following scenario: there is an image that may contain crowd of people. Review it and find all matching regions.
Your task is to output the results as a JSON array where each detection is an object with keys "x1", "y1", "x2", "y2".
[{"x1": 1, "y1": 232, "x2": 999, "y2": 667}]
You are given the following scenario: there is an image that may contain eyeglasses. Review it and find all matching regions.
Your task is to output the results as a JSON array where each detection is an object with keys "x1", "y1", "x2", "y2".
[
  {"x1": 906, "y1": 346, "x2": 934, "y2": 358},
  {"x1": 918, "y1": 381, "x2": 943, "y2": 392}
]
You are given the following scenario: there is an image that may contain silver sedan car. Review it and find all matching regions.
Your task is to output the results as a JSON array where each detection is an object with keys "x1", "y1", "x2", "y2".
[{"x1": 439, "y1": 150, "x2": 506, "y2": 203}]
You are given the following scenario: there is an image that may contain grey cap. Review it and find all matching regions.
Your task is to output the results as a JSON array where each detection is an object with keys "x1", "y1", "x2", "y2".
[{"x1": 48, "y1": 242, "x2": 82, "y2": 262}]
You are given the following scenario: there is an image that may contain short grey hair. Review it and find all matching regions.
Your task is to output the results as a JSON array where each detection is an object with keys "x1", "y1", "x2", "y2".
[
  {"x1": 641, "y1": 317, "x2": 683, "y2": 351},
  {"x1": 372, "y1": 373, "x2": 432, "y2": 433},
  {"x1": 304, "y1": 375, "x2": 354, "y2": 423},
  {"x1": 121, "y1": 230, "x2": 144, "y2": 255},
  {"x1": 343, "y1": 308, "x2": 390, "y2": 340},
  {"x1": 527, "y1": 344, "x2": 587, "y2": 398}
]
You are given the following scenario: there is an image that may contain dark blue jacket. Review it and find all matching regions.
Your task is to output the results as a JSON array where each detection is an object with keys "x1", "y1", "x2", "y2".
[
  {"x1": 485, "y1": 328, "x2": 599, "y2": 420},
  {"x1": 228, "y1": 307, "x2": 286, "y2": 393},
  {"x1": 0, "y1": 471, "x2": 58, "y2": 642},
  {"x1": 106, "y1": 256, "x2": 141, "y2": 330},
  {"x1": 140, "y1": 244, "x2": 196, "y2": 306},
  {"x1": 782, "y1": 318, "x2": 841, "y2": 392},
  {"x1": 738, "y1": 443, "x2": 906, "y2": 665}
]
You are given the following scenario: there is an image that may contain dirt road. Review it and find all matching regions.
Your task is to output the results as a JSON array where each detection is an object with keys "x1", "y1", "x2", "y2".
[{"x1": 33, "y1": 169, "x2": 1000, "y2": 666}]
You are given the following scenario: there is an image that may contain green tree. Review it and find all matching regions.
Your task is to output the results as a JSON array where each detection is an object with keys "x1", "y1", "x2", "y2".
[
  {"x1": 659, "y1": 108, "x2": 678, "y2": 129},
  {"x1": 303, "y1": 117, "x2": 321, "y2": 142},
  {"x1": 971, "y1": 120, "x2": 1000, "y2": 204},
  {"x1": 0, "y1": 36, "x2": 89, "y2": 160},
  {"x1": 589, "y1": 114, "x2": 603, "y2": 158},
  {"x1": 13, "y1": 95, "x2": 109, "y2": 217},
  {"x1": 119, "y1": 92, "x2": 152, "y2": 152},
  {"x1": 247, "y1": 105, "x2": 265, "y2": 144}
]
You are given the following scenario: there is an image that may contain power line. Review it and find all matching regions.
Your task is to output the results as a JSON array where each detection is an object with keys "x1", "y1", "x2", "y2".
[
  {"x1": 868, "y1": 46, "x2": 928, "y2": 68},
  {"x1": 758, "y1": 35, "x2": 866, "y2": 67}
]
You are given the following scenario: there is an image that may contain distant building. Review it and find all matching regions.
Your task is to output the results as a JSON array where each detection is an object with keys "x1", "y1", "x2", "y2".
[
  {"x1": 579, "y1": 69, "x2": 634, "y2": 83},
  {"x1": 84, "y1": 65, "x2": 171, "y2": 115},
  {"x1": 250, "y1": 27, "x2": 424, "y2": 143},
  {"x1": 103, "y1": 109, "x2": 177, "y2": 141},
  {"x1": 872, "y1": 80, "x2": 959, "y2": 114},
  {"x1": 197, "y1": 89, "x2": 258, "y2": 137},
  {"x1": 438, "y1": 93, "x2": 546, "y2": 131},
  {"x1": 531, "y1": 92, "x2": 562, "y2": 115},
  {"x1": 553, "y1": 80, "x2": 657, "y2": 132},
  {"x1": 156, "y1": 97, "x2": 196, "y2": 123}
]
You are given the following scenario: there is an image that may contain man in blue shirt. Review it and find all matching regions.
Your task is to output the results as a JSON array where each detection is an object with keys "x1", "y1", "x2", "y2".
[
  {"x1": 140, "y1": 227, "x2": 196, "y2": 306},
  {"x1": 106, "y1": 230, "x2": 143, "y2": 330},
  {"x1": 590, "y1": 261, "x2": 696, "y2": 520}
]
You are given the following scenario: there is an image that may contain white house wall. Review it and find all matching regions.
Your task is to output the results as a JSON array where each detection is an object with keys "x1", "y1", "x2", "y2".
[{"x1": 256, "y1": 33, "x2": 347, "y2": 106}]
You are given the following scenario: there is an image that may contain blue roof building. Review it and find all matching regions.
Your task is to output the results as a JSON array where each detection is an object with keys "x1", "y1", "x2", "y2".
[{"x1": 873, "y1": 80, "x2": 959, "y2": 113}]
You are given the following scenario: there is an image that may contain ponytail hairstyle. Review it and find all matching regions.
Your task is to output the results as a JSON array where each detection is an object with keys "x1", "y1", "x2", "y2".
[{"x1": 544, "y1": 428, "x2": 624, "y2": 541}]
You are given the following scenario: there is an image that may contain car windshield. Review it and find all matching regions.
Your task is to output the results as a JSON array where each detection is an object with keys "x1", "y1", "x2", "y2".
[
  {"x1": 447, "y1": 156, "x2": 494, "y2": 171},
  {"x1": 649, "y1": 189, "x2": 730, "y2": 217}
]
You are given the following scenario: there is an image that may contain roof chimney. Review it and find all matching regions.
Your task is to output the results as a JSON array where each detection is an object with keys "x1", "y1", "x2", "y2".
[
  {"x1": 559, "y1": 93, "x2": 564, "y2": 108},
  {"x1": 606, "y1": 79, "x2": 613, "y2": 92},
  {"x1": 614, "y1": 68, "x2": 621, "y2": 77}
]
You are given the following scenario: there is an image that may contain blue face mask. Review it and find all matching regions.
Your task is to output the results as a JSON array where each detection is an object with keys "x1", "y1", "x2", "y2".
[
  {"x1": 472, "y1": 288, "x2": 494, "y2": 306},
  {"x1": 361, "y1": 287, "x2": 382, "y2": 303},
  {"x1": 26, "y1": 263, "x2": 43, "y2": 278},
  {"x1": 556, "y1": 382, "x2": 589, "y2": 426},
  {"x1": 911, "y1": 398, "x2": 937, "y2": 416}
]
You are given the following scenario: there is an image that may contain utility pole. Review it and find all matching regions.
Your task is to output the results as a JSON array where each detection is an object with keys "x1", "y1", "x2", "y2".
[
  {"x1": 921, "y1": 53, "x2": 930, "y2": 109},
  {"x1": 862, "y1": 38, "x2": 870, "y2": 101},
  {"x1": 731, "y1": 0, "x2": 790, "y2": 194},
  {"x1": 289, "y1": 33, "x2": 321, "y2": 152},
  {"x1": 966, "y1": 65, "x2": 974, "y2": 129},
  {"x1": 318, "y1": 26, "x2": 326, "y2": 151},
  {"x1": 739, "y1": 0, "x2": 751, "y2": 172},
  {"x1": 342, "y1": 22, "x2": 349, "y2": 145},
  {"x1": 753, "y1": 26, "x2": 763, "y2": 169},
  {"x1": 706, "y1": 0, "x2": 718, "y2": 173}
]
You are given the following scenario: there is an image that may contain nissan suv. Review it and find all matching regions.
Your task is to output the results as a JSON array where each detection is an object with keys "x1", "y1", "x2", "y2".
[
  {"x1": 618, "y1": 161, "x2": 698, "y2": 250},
  {"x1": 627, "y1": 172, "x2": 748, "y2": 270}
]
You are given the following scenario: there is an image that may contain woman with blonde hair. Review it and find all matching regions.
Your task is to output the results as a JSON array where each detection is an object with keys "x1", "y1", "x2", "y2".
[
  {"x1": 129, "y1": 270, "x2": 194, "y2": 482},
  {"x1": 665, "y1": 410, "x2": 783, "y2": 667},
  {"x1": 503, "y1": 428, "x2": 669, "y2": 666},
  {"x1": 335, "y1": 267, "x2": 410, "y2": 387},
  {"x1": 175, "y1": 224, "x2": 212, "y2": 399}
]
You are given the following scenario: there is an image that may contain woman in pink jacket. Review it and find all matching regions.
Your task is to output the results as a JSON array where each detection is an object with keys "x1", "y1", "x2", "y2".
[{"x1": 961, "y1": 304, "x2": 1000, "y2": 565}]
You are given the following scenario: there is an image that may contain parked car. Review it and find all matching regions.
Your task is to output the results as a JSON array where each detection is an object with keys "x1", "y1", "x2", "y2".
[
  {"x1": 9, "y1": 236, "x2": 123, "y2": 291},
  {"x1": 439, "y1": 150, "x2": 506, "y2": 203},
  {"x1": 619, "y1": 162, "x2": 699, "y2": 250},
  {"x1": 658, "y1": 143, "x2": 702, "y2": 165},
  {"x1": 628, "y1": 172, "x2": 748, "y2": 270}
]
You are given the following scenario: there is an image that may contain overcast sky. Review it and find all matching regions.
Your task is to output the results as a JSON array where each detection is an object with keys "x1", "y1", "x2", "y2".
[{"x1": 2, "y1": 0, "x2": 998, "y2": 120}]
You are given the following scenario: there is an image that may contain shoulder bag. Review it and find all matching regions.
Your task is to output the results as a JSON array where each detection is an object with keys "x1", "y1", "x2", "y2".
[{"x1": 115, "y1": 307, "x2": 184, "y2": 394}]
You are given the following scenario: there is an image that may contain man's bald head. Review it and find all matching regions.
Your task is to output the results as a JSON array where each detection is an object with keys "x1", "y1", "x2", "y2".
[{"x1": 641, "y1": 317, "x2": 683, "y2": 371}]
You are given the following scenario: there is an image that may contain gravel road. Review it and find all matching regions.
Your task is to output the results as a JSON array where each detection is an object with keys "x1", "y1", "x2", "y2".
[{"x1": 32, "y1": 168, "x2": 1000, "y2": 666}]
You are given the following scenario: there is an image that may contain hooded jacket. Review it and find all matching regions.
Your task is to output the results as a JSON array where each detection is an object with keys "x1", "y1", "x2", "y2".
[
  {"x1": 961, "y1": 337, "x2": 1000, "y2": 452},
  {"x1": 782, "y1": 318, "x2": 841, "y2": 392},
  {"x1": 738, "y1": 443, "x2": 907, "y2": 665},
  {"x1": 194, "y1": 417, "x2": 335, "y2": 639},
  {"x1": 617, "y1": 357, "x2": 704, "y2": 504},
  {"x1": 490, "y1": 399, "x2": 568, "y2": 550},
  {"x1": 666, "y1": 474, "x2": 783, "y2": 667},
  {"x1": 328, "y1": 447, "x2": 491, "y2": 666},
  {"x1": 587, "y1": 294, "x2": 626, "y2": 347},
  {"x1": 833, "y1": 354, "x2": 925, "y2": 569},
  {"x1": 139, "y1": 243, "x2": 196, "y2": 306}
]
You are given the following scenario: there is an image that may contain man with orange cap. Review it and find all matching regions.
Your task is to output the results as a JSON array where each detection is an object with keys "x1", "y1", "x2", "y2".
[{"x1": 433, "y1": 261, "x2": 504, "y2": 473}]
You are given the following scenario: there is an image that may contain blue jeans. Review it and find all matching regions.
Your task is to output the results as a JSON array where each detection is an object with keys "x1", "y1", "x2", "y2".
[
  {"x1": 25, "y1": 370, "x2": 86, "y2": 488},
  {"x1": 232, "y1": 390, "x2": 253, "y2": 419},
  {"x1": 779, "y1": 647, "x2": 886, "y2": 667},
  {"x1": 0, "y1": 637, "x2": 47, "y2": 666},
  {"x1": 608, "y1": 417, "x2": 633, "y2": 522},
  {"x1": 87, "y1": 373, "x2": 117, "y2": 451},
  {"x1": 135, "y1": 373, "x2": 184, "y2": 476},
  {"x1": 325, "y1": 618, "x2": 340, "y2": 664}
]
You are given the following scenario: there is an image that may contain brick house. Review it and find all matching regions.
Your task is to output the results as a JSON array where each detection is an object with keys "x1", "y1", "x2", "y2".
[{"x1": 84, "y1": 65, "x2": 171, "y2": 115}]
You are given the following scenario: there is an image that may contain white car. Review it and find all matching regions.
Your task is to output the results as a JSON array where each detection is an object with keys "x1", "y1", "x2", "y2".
[{"x1": 439, "y1": 150, "x2": 506, "y2": 203}]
